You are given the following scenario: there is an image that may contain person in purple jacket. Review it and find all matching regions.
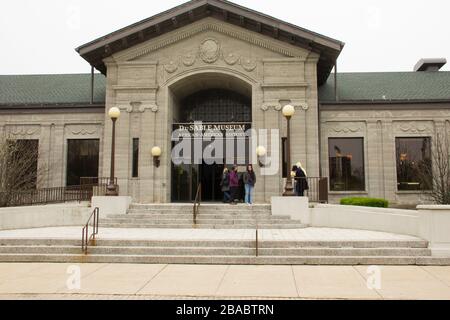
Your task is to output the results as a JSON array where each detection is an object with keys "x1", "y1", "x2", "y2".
[{"x1": 229, "y1": 166, "x2": 239, "y2": 205}]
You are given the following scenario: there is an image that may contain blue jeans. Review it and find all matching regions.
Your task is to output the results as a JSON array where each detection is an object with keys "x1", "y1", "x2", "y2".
[
  {"x1": 245, "y1": 184, "x2": 254, "y2": 204},
  {"x1": 223, "y1": 191, "x2": 231, "y2": 202}
]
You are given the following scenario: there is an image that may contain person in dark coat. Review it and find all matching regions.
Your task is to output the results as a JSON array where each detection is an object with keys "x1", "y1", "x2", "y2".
[
  {"x1": 292, "y1": 165, "x2": 299, "y2": 196},
  {"x1": 295, "y1": 163, "x2": 309, "y2": 197},
  {"x1": 229, "y1": 166, "x2": 239, "y2": 205},
  {"x1": 220, "y1": 167, "x2": 231, "y2": 203}
]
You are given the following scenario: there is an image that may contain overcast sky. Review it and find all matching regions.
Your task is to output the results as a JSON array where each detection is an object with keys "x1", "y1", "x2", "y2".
[{"x1": 1, "y1": 0, "x2": 449, "y2": 75}]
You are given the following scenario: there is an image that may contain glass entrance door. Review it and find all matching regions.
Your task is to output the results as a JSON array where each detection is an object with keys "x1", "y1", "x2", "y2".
[
  {"x1": 200, "y1": 162, "x2": 224, "y2": 202},
  {"x1": 171, "y1": 162, "x2": 229, "y2": 202}
]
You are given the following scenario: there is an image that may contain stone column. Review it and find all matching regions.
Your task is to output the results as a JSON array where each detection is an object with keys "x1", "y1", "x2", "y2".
[
  {"x1": 381, "y1": 120, "x2": 396, "y2": 202},
  {"x1": 366, "y1": 120, "x2": 383, "y2": 198}
]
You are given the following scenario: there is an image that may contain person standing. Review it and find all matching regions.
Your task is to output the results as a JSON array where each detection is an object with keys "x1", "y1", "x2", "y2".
[
  {"x1": 229, "y1": 166, "x2": 239, "y2": 205},
  {"x1": 292, "y1": 165, "x2": 299, "y2": 196},
  {"x1": 243, "y1": 164, "x2": 256, "y2": 205},
  {"x1": 295, "y1": 162, "x2": 309, "y2": 197},
  {"x1": 220, "y1": 167, "x2": 231, "y2": 203}
]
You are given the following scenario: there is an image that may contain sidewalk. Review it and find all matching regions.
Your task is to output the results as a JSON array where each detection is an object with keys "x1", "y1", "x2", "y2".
[{"x1": 1, "y1": 263, "x2": 450, "y2": 300}]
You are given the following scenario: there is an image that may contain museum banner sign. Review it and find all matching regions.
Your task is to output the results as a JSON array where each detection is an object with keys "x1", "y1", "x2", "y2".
[{"x1": 172, "y1": 122, "x2": 252, "y2": 139}]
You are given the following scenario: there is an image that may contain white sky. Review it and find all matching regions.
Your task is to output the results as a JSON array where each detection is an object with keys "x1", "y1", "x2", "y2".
[{"x1": 1, "y1": 0, "x2": 449, "y2": 75}]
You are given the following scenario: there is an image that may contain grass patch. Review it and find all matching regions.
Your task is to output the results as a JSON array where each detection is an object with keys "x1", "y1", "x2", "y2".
[{"x1": 340, "y1": 197, "x2": 389, "y2": 208}]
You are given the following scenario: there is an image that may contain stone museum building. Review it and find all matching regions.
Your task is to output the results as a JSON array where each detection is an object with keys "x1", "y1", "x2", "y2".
[{"x1": 1, "y1": 0, "x2": 450, "y2": 205}]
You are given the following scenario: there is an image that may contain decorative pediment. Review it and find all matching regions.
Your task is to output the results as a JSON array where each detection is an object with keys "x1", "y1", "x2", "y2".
[
  {"x1": 113, "y1": 18, "x2": 309, "y2": 63},
  {"x1": 77, "y1": 0, "x2": 342, "y2": 84}
]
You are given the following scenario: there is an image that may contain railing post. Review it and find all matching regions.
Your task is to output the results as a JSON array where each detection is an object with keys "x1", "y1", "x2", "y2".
[{"x1": 255, "y1": 229, "x2": 259, "y2": 257}]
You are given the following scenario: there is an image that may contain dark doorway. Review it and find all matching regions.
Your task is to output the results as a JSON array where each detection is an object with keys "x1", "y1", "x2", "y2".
[{"x1": 200, "y1": 162, "x2": 224, "y2": 202}]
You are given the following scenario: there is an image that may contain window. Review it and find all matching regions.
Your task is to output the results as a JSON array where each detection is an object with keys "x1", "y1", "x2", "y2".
[
  {"x1": 132, "y1": 138, "x2": 139, "y2": 178},
  {"x1": 282, "y1": 137, "x2": 288, "y2": 178},
  {"x1": 66, "y1": 139, "x2": 100, "y2": 186},
  {"x1": 329, "y1": 138, "x2": 365, "y2": 191},
  {"x1": 396, "y1": 137, "x2": 432, "y2": 191},
  {"x1": 6, "y1": 139, "x2": 39, "y2": 190},
  {"x1": 181, "y1": 89, "x2": 251, "y2": 123}
]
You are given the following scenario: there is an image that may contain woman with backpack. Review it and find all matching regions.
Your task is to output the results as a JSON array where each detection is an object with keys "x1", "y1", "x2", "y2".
[
  {"x1": 220, "y1": 167, "x2": 231, "y2": 203},
  {"x1": 229, "y1": 166, "x2": 239, "y2": 205}
]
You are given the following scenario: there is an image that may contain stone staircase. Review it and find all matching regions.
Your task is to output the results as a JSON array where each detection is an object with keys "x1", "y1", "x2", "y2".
[
  {"x1": 1, "y1": 237, "x2": 448, "y2": 265},
  {"x1": 1, "y1": 203, "x2": 449, "y2": 265},
  {"x1": 99, "y1": 204, "x2": 307, "y2": 229}
]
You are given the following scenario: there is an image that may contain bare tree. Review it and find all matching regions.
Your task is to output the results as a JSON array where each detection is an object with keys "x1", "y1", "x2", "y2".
[
  {"x1": 420, "y1": 133, "x2": 450, "y2": 205},
  {"x1": 0, "y1": 135, "x2": 44, "y2": 207}
]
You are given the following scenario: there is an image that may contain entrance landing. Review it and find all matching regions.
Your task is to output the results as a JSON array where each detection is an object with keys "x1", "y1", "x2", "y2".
[{"x1": 0, "y1": 226, "x2": 423, "y2": 241}]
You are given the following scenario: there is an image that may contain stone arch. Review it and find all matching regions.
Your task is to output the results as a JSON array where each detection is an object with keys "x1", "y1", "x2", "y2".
[
  {"x1": 165, "y1": 68, "x2": 256, "y2": 203},
  {"x1": 165, "y1": 68, "x2": 255, "y2": 124}
]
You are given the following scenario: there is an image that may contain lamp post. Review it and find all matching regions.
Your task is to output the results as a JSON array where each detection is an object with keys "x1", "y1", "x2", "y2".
[
  {"x1": 282, "y1": 104, "x2": 296, "y2": 197},
  {"x1": 106, "y1": 107, "x2": 120, "y2": 196}
]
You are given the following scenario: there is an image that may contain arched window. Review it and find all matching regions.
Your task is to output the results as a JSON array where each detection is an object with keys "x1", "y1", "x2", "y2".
[{"x1": 181, "y1": 89, "x2": 251, "y2": 123}]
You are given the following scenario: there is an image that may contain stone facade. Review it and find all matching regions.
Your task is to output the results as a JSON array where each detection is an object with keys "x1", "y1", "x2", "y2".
[
  {"x1": 0, "y1": 110, "x2": 105, "y2": 189},
  {"x1": 101, "y1": 18, "x2": 321, "y2": 204},
  {"x1": 320, "y1": 103, "x2": 450, "y2": 204},
  {"x1": 1, "y1": 3, "x2": 450, "y2": 206}
]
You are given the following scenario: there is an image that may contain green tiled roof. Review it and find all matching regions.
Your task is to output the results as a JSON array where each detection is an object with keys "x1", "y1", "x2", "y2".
[
  {"x1": 319, "y1": 71, "x2": 450, "y2": 102},
  {"x1": 1, "y1": 71, "x2": 450, "y2": 106},
  {"x1": 0, "y1": 74, "x2": 106, "y2": 105}
]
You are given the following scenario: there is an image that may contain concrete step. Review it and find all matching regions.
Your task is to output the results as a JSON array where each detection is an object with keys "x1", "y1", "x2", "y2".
[
  {"x1": 111, "y1": 213, "x2": 283, "y2": 219},
  {"x1": 97, "y1": 223, "x2": 309, "y2": 229},
  {"x1": 0, "y1": 246, "x2": 431, "y2": 257},
  {"x1": 129, "y1": 204, "x2": 271, "y2": 211},
  {"x1": 100, "y1": 218, "x2": 301, "y2": 225},
  {"x1": 0, "y1": 253, "x2": 446, "y2": 265},
  {"x1": 0, "y1": 239, "x2": 429, "y2": 249}
]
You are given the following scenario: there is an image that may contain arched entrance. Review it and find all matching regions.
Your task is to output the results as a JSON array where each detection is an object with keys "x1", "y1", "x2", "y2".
[{"x1": 169, "y1": 72, "x2": 253, "y2": 202}]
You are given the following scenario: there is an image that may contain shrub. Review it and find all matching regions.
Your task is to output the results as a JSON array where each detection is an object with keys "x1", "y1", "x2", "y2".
[{"x1": 340, "y1": 197, "x2": 389, "y2": 208}]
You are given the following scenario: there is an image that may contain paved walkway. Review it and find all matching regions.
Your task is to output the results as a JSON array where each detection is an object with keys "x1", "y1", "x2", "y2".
[
  {"x1": 0, "y1": 263, "x2": 450, "y2": 300},
  {"x1": 0, "y1": 227, "x2": 422, "y2": 241}
]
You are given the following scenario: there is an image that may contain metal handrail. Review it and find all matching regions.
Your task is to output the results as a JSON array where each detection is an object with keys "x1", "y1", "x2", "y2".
[
  {"x1": 81, "y1": 207, "x2": 99, "y2": 254},
  {"x1": 255, "y1": 229, "x2": 259, "y2": 257},
  {"x1": 193, "y1": 183, "x2": 202, "y2": 225},
  {"x1": 0, "y1": 185, "x2": 92, "y2": 208},
  {"x1": 292, "y1": 176, "x2": 329, "y2": 203}
]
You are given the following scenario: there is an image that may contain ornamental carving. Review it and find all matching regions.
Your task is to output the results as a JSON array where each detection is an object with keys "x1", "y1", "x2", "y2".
[
  {"x1": 128, "y1": 101, "x2": 159, "y2": 113},
  {"x1": 182, "y1": 53, "x2": 196, "y2": 67},
  {"x1": 199, "y1": 38, "x2": 220, "y2": 63},
  {"x1": 240, "y1": 57, "x2": 257, "y2": 72},
  {"x1": 224, "y1": 52, "x2": 239, "y2": 65},
  {"x1": 8, "y1": 125, "x2": 41, "y2": 137},
  {"x1": 71, "y1": 128, "x2": 98, "y2": 136},
  {"x1": 328, "y1": 123, "x2": 363, "y2": 134},
  {"x1": 162, "y1": 38, "x2": 258, "y2": 74},
  {"x1": 139, "y1": 104, "x2": 159, "y2": 113},
  {"x1": 64, "y1": 125, "x2": 100, "y2": 137},
  {"x1": 395, "y1": 121, "x2": 433, "y2": 134},
  {"x1": 291, "y1": 101, "x2": 309, "y2": 111},
  {"x1": 164, "y1": 60, "x2": 178, "y2": 73}
]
